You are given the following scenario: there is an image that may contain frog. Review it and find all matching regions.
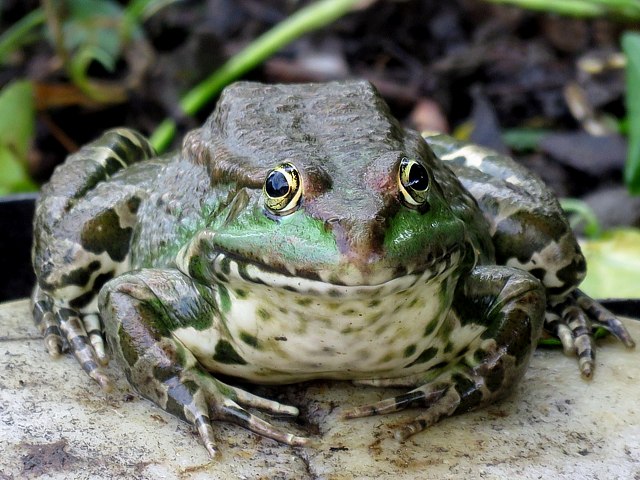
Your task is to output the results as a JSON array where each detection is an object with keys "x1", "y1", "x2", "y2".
[{"x1": 31, "y1": 80, "x2": 635, "y2": 457}]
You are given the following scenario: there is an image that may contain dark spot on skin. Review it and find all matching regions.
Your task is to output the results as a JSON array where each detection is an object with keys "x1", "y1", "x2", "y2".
[
  {"x1": 424, "y1": 317, "x2": 439, "y2": 337},
  {"x1": 393, "y1": 265, "x2": 408, "y2": 278},
  {"x1": 239, "y1": 331, "x2": 260, "y2": 348},
  {"x1": 438, "y1": 317, "x2": 454, "y2": 341},
  {"x1": 368, "y1": 299, "x2": 380, "y2": 308},
  {"x1": 404, "y1": 344, "x2": 417, "y2": 358},
  {"x1": 375, "y1": 323, "x2": 388, "y2": 335},
  {"x1": 493, "y1": 212, "x2": 569, "y2": 267},
  {"x1": 297, "y1": 298, "x2": 312, "y2": 306},
  {"x1": 406, "y1": 347, "x2": 438, "y2": 367},
  {"x1": 81, "y1": 209, "x2": 133, "y2": 262},
  {"x1": 165, "y1": 378, "x2": 200, "y2": 418},
  {"x1": 106, "y1": 138, "x2": 132, "y2": 172},
  {"x1": 213, "y1": 340, "x2": 247, "y2": 365},
  {"x1": 274, "y1": 336, "x2": 287, "y2": 341},
  {"x1": 452, "y1": 373, "x2": 484, "y2": 414},
  {"x1": 381, "y1": 352, "x2": 394, "y2": 363},
  {"x1": 431, "y1": 361, "x2": 449, "y2": 371},
  {"x1": 69, "y1": 291, "x2": 96, "y2": 310},
  {"x1": 546, "y1": 285, "x2": 570, "y2": 297},
  {"x1": 104, "y1": 156, "x2": 125, "y2": 175},
  {"x1": 556, "y1": 256, "x2": 587, "y2": 289},
  {"x1": 528, "y1": 268, "x2": 546, "y2": 282},
  {"x1": 220, "y1": 257, "x2": 232, "y2": 275},
  {"x1": 60, "y1": 261, "x2": 101, "y2": 287},
  {"x1": 256, "y1": 307, "x2": 271, "y2": 321},
  {"x1": 483, "y1": 358, "x2": 506, "y2": 393},
  {"x1": 93, "y1": 271, "x2": 115, "y2": 291},
  {"x1": 443, "y1": 342, "x2": 454, "y2": 354},
  {"x1": 234, "y1": 289, "x2": 247, "y2": 299},
  {"x1": 218, "y1": 284, "x2": 231, "y2": 312}
]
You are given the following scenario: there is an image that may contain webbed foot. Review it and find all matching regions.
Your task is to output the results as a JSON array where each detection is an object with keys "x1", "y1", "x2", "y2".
[
  {"x1": 165, "y1": 369, "x2": 308, "y2": 457},
  {"x1": 546, "y1": 289, "x2": 635, "y2": 379},
  {"x1": 32, "y1": 286, "x2": 112, "y2": 390},
  {"x1": 343, "y1": 378, "x2": 459, "y2": 440}
]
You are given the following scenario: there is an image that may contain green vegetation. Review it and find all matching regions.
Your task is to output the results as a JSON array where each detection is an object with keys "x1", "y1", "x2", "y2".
[
  {"x1": 0, "y1": 0, "x2": 367, "y2": 191},
  {"x1": 0, "y1": 81, "x2": 37, "y2": 195}
]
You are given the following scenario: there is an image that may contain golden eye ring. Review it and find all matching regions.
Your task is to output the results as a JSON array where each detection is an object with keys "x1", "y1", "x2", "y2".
[
  {"x1": 263, "y1": 162, "x2": 302, "y2": 214},
  {"x1": 398, "y1": 157, "x2": 430, "y2": 207}
]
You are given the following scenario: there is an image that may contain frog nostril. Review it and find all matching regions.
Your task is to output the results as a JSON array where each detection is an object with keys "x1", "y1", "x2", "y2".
[{"x1": 325, "y1": 217, "x2": 340, "y2": 227}]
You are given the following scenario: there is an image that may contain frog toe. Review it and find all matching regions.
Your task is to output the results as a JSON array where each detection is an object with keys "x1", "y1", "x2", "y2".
[
  {"x1": 392, "y1": 388, "x2": 461, "y2": 440},
  {"x1": 32, "y1": 287, "x2": 112, "y2": 387},
  {"x1": 214, "y1": 399, "x2": 308, "y2": 447},
  {"x1": 548, "y1": 290, "x2": 635, "y2": 378},
  {"x1": 52, "y1": 309, "x2": 112, "y2": 390},
  {"x1": 82, "y1": 313, "x2": 109, "y2": 366},
  {"x1": 343, "y1": 382, "x2": 450, "y2": 419},
  {"x1": 343, "y1": 381, "x2": 462, "y2": 440},
  {"x1": 228, "y1": 385, "x2": 300, "y2": 417},
  {"x1": 174, "y1": 372, "x2": 308, "y2": 453},
  {"x1": 574, "y1": 289, "x2": 636, "y2": 349},
  {"x1": 205, "y1": 380, "x2": 307, "y2": 446},
  {"x1": 32, "y1": 287, "x2": 66, "y2": 356}
]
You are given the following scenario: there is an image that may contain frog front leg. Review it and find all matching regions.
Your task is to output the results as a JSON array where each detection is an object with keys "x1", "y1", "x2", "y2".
[
  {"x1": 344, "y1": 266, "x2": 545, "y2": 439},
  {"x1": 98, "y1": 268, "x2": 308, "y2": 457}
]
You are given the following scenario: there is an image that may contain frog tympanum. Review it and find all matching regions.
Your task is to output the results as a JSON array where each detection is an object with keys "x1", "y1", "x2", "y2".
[{"x1": 32, "y1": 81, "x2": 634, "y2": 457}]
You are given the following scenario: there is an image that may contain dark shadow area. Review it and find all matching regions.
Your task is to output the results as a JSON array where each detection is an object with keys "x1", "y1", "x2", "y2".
[{"x1": 1, "y1": 194, "x2": 37, "y2": 302}]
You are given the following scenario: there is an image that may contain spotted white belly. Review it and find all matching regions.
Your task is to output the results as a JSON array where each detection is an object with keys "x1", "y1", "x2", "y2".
[{"x1": 173, "y1": 256, "x2": 485, "y2": 383}]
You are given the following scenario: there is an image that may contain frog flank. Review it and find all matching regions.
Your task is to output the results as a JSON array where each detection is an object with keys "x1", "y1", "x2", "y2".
[{"x1": 32, "y1": 80, "x2": 634, "y2": 457}]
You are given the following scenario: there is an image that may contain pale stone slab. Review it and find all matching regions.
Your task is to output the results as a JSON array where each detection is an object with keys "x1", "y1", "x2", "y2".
[{"x1": 1, "y1": 299, "x2": 638, "y2": 479}]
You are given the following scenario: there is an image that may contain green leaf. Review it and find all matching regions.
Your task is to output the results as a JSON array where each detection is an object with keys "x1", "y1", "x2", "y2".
[
  {"x1": 502, "y1": 128, "x2": 549, "y2": 152},
  {"x1": 622, "y1": 32, "x2": 640, "y2": 194},
  {"x1": 59, "y1": 0, "x2": 136, "y2": 98},
  {"x1": 580, "y1": 228, "x2": 640, "y2": 299},
  {"x1": 0, "y1": 80, "x2": 37, "y2": 193},
  {"x1": 62, "y1": 0, "x2": 124, "y2": 59}
]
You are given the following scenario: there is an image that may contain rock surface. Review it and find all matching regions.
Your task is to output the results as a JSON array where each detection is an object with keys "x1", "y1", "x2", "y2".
[{"x1": 1, "y1": 299, "x2": 638, "y2": 479}]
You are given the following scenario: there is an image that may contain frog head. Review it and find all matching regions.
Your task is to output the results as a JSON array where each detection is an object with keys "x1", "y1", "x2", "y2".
[{"x1": 180, "y1": 81, "x2": 484, "y2": 295}]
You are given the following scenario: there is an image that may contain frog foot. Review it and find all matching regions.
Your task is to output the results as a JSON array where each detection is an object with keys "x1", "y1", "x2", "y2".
[
  {"x1": 164, "y1": 370, "x2": 308, "y2": 457},
  {"x1": 546, "y1": 289, "x2": 635, "y2": 379},
  {"x1": 31, "y1": 287, "x2": 112, "y2": 390},
  {"x1": 342, "y1": 374, "x2": 463, "y2": 440}
]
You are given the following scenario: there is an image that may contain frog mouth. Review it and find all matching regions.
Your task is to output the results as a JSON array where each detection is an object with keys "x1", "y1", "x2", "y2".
[{"x1": 210, "y1": 249, "x2": 461, "y2": 299}]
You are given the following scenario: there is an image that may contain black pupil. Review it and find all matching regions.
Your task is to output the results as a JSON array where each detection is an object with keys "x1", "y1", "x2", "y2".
[
  {"x1": 266, "y1": 171, "x2": 290, "y2": 197},
  {"x1": 407, "y1": 163, "x2": 428, "y2": 190}
]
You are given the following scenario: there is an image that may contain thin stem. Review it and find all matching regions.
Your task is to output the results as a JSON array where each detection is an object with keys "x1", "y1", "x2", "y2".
[
  {"x1": 560, "y1": 198, "x2": 602, "y2": 239},
  {"x1": 486, "y1": 0, "x2": 640, "y2": 20},
  {"x1": 0, "y1": 8, "x2": 46, "y2": 63},
  {"x1": 149, "y1": 0, "x2": 371, "y2": 152}
]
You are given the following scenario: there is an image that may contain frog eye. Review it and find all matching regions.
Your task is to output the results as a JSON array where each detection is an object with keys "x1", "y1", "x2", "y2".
[
  {"x1": 263, "y1": 162, "x2": 302, "y2": 214},
  {"x1": 398, "y1": 157, "x2": 430, "y2": 207}
]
